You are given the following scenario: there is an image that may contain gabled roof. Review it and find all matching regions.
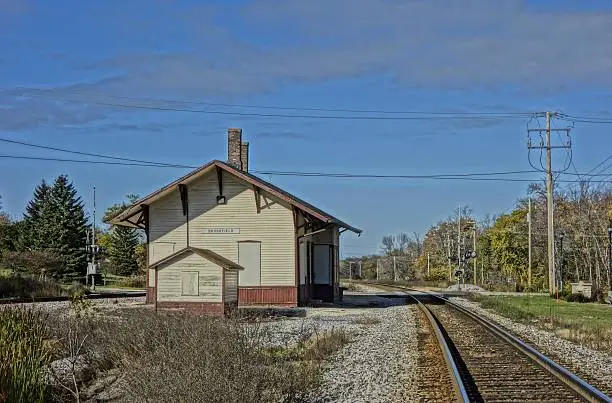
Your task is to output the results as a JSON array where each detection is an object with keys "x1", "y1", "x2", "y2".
[
  {"x1": 109, "y1": 160, "x2": 362, "y2": 234},
  {"x1": 152, "y1": 246, "x2": 244, "y2": 271}
]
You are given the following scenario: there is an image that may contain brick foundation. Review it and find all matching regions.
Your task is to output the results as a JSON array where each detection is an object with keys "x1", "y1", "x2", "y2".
[
  {"x1": 155, "y1": 301, "x2": 237, "y2": 316},
  {"x1": 145, "y1": 287, "x2": 155, "y2": 304},
  {"x1": 238, "y1": 286, "x2": 297, "y2": 307}
]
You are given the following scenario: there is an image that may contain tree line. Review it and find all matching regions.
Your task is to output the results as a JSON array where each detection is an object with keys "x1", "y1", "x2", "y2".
[
  {"x1": 344, "y1": 181, "x2": 612, "y2": 297},
  {"x1": 0, "y1": 175, "x2": 143, "y2": 282}
]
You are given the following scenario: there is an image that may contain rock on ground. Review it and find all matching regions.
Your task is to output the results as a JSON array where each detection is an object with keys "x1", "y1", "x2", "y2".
[{"x1": 308, "y1": 304, "x2": 418, "y2": 403}]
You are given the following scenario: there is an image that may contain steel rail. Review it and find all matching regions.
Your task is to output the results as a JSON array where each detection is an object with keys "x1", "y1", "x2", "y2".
[
  {"x1": 408, "y1": 294, "x2": 470, "y2": 403},
  {"x1": 424, "y1": 292, "x2": 612, "y2": 403},
  {"x1": 0, "y1": 291, "x2": 146, "y2": 305}
]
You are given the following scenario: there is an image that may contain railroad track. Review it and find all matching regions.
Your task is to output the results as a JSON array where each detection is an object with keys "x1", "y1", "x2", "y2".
[
  {"x1": 0, "y1": 290, "x2": 146, "y2": 305},
  {"x1": 410, "y1": 291, "x2": 612, "y2": 402}
]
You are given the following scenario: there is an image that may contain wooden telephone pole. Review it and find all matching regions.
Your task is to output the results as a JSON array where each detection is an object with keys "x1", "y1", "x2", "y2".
[
  {"x1": 527, "y1": 112, "x2": 571, "y2": 295},
  {"x1": 527, "y1": 197, "x2": 532, "y2": 289}
]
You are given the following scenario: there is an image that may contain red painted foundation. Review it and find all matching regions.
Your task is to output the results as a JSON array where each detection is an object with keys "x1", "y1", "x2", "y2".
[
  {"x1": 155, "y1": 301, "x2": 237, "y2": 316},
  {"x1": 238, "y1": 286, "x2": 298, "y2": 307},
  {"x1": 145, "y1": 287, "x2": 155, "y2": 304}
]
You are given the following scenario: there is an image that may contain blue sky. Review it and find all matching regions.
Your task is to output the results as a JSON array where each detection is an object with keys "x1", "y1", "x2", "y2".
[{"x1": 1, "y1": 0, "x2": 611, "y2": 257}]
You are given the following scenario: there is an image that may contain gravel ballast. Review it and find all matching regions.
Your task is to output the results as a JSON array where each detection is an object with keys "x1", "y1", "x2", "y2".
[
  {"x1": 308, "y1": 303, "x2": 418, "y2": 403},
  {"x1": 450, "y1": 296, "x2": 612, "y2": 394}
]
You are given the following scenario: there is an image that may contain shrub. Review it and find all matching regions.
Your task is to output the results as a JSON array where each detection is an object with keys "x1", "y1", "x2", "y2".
[
  {"x1": 1, "y1": 250, "x2": 64, "y2": 278},
  {"x1": 0, "y1": 273, "x2": 67, "y2": 299},
  {"x1": 0, "y1": 308, "x2": 52, "y2": 403},
  {"x1": 114, "y1": 275, "x2": 145, "y2": 289},
  {"x1": 423, "y1": 267, "x2": 449, "y2": 282}
]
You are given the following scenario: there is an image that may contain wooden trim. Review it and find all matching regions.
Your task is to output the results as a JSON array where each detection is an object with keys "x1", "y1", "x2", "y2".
[
  {"x1": 221, "y1": 266, "x2": 226, "y2": 304},
  {"x1": 154, "y1": 266, "x2": 159, "y2": 312},
  {"x1": 294, "y1": 207, "x2": 300, "y2": 290},
  {"x1": 216, "y1": 165, "x2": 223, "y2": 196},
  {"x1": 253, "y1": 186, "x2": 261, "y2": 213},
  {"x1": 178, "y1": 184, "x2": 188, "y2": 216}
]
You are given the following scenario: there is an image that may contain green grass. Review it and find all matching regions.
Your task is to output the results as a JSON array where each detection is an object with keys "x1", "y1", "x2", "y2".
[{"x1": 469, "y1": 294, "x2": 612, "y2": 353}]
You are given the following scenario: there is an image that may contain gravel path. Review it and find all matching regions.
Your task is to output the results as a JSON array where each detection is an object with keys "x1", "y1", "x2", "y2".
[
  {"x1": 308, "y1": 304, "x2": 418, "y2": 403},
  {"x1": 450, "y1": 296, "x2": 612, "y2": 395}
]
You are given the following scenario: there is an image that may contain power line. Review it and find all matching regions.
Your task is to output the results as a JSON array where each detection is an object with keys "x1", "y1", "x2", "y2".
[
  {"x1": 0, "y1": 154, "x2": 610, "y2": 183},
  {"x1": 2, "y1": 137, "x2": 610, "y2": 181},
  {"x1": 19, "y1": 91, "x2": 534, "y2": 121},
  {"x1": 16, "y1": 87, "x2": 537, "y2": 117},
  {"x1": 559, "y1": 114, "x2": 612, "y2": 124},
  {"x1": 585, "y1": 153, "x2": 612, "y2": 175},
  {"x1": 0, "y1": 137, "x2": 193, "y2": 169}
]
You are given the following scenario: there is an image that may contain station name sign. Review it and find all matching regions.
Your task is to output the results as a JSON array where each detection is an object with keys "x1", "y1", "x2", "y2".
[{"x1": 203, "y1": 228, "x2": 240, "y2": 234}]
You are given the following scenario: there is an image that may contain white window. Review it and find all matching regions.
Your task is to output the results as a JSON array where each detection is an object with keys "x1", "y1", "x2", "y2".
[{"x1": 181, "y1": 271, "x2": 199, "y2": 296}]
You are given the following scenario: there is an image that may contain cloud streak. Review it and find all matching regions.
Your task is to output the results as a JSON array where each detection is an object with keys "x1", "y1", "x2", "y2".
[{"x1": 3, "y1": 0, "x2": 612, "y2": 131}]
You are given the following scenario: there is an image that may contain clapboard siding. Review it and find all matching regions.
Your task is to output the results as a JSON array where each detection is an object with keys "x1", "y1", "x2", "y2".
[
  {"x1": 188, "y1": 172, "x2": 295, "y2": 286},
  {"x1": 157, "y1": 251, "x2": 222, "y2": 303},
  {"x1": 149, "y1": 188, "x2": 187, "y2": 264},
  {"x1": 224, "y1": 270, "x2": 239, "y2": 303}
]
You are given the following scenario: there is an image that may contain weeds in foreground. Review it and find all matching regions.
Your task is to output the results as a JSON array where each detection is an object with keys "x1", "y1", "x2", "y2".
[{"x1": 0, "y1": 308, "x2": 52, "y2": 403}]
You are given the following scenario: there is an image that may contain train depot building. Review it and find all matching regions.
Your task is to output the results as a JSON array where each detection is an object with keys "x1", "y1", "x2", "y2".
[{"x1": 110, "y1": 128, "x2": 361, "y2": 311}]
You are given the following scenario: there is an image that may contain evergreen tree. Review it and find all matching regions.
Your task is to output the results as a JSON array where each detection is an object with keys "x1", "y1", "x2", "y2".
[
  {"x1": 104, "y1": 195, "x2": 142, "y2": 276},
  {"x1": 22, "y1": 176, "x2": 88, "y2": 280},
  {"x1": 109, "y1": 226, "x2": 140, "y2": 276},
  {"x1": 23, "y1": 180, "x2": 52, "y2": 250},
  {"x1": 47, "y1": 175, "x2": 88, "y2": 280}
]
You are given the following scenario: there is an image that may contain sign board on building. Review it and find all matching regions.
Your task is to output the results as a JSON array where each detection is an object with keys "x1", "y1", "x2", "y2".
[{"x1": 203, "y1": 228, "x2": 240, "y2": 234}]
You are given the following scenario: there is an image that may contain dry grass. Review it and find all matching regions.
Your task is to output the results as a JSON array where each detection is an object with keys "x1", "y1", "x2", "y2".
[
  {"x1": 43, "y1": 307, "x2": 341, "y2": 402},
  {"x1": 2, "y1": 301, "x2": 353, "y2": 402}
]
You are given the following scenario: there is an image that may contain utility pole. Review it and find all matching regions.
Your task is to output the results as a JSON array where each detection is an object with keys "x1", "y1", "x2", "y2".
[
  {"x1": 446, "y1": 233, "x2": 452, "y2": 281},
  {"x1": 527, "y1": 197, "x2": 532, "y2": 289},
  {"x1": 427, "y1": 252, "x2": 430, "y2": 277},
  {"x1": 457, "y1": 204, "x2": 461, "y2": 275},
  {"x1": 358, "y1": 260, "x2": 362, "y2": 279},
  {"x1": 527, "y1": 112, "x2": 571, "y2": 295},
  {"x1": 545, "y1": 112, "x2": 554, "y2": 295},
  {"x1": 473, "y1": 227, "x2": 477, "y2": 285},
  {"x1": 376, "y1": 259, "x2": 380, "y2": 281},
  {"x1": 86, "y1": 186, "x2": 100, "y2": 291}
]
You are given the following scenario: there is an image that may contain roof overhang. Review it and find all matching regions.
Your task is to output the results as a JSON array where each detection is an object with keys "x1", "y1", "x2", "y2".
[{"x1": 109, "y1": 160, "x2": 362, "y2": 235}]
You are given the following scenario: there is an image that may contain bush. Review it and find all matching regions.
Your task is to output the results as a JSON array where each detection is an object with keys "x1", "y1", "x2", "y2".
[
  {"x1": 0, "y1": 273, "x2": 67, "y2": 299},
  {"x1": 0, "y1": 308, "x2": 52, "y2": 402},
  {"x1": 563, "y1": 293, "x2": 594, "y2": 303},
  {"x1": 114, "y1": 275, "x2": 145, "y2": 289},
  {"x1": 1, "y1": 250, "x2": 64, "y2": 278},
  {"x1": 423, "y1": 266, "x2": 449, "y2": 282}
]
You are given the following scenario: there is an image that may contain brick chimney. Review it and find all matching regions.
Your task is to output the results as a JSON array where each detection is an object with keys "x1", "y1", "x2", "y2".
[
  {"x1": 240, "y1": 141, "x2": 249, "y2": 172},
  {"x1": 227, "y1": 128, "x2": 242, "y2": 169}
]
